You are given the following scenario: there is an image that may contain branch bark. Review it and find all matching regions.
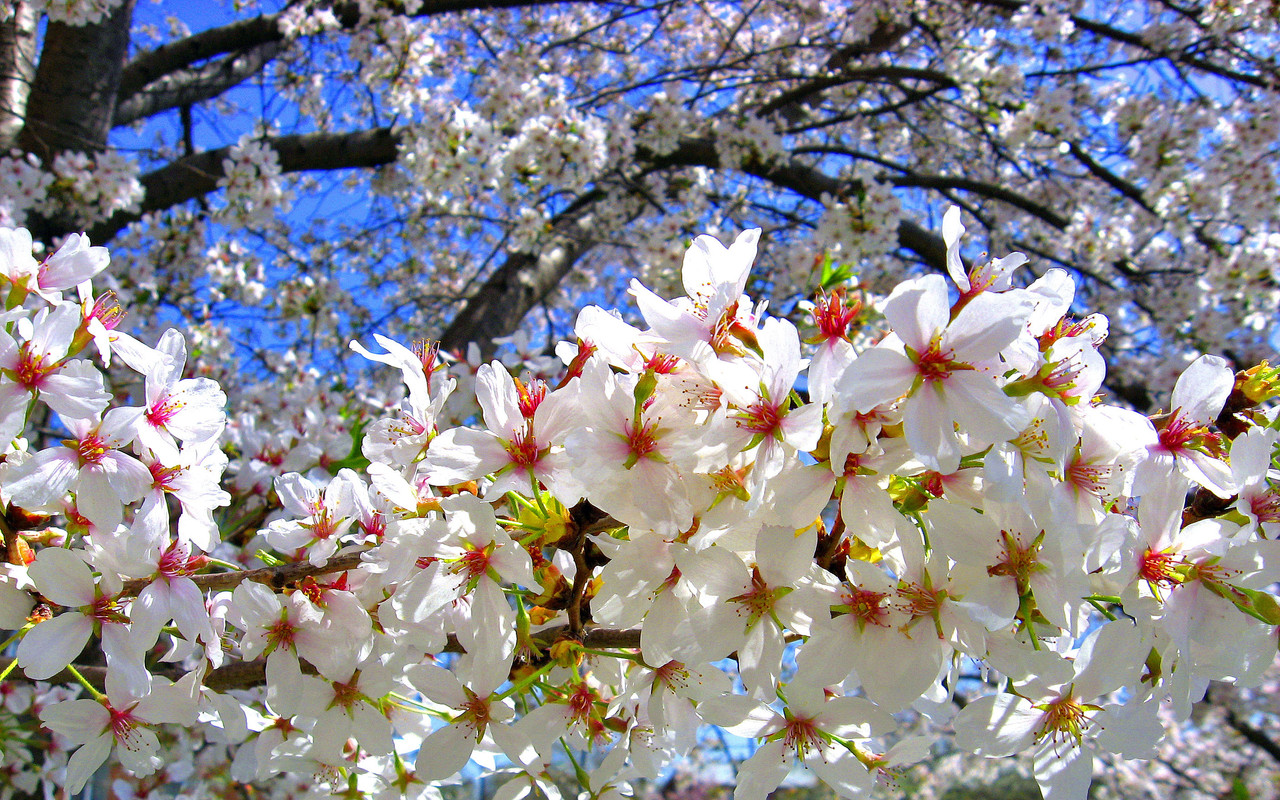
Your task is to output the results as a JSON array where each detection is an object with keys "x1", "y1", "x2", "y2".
[
  {"x1": 117, "y1": 0, "x2": 596, "y2": 113},
  {"x1": 82, "y1": 126, "x2": 402, "y2": 242},
  {"x1": 17, "y1": 0, "x2": 136, "y2": 161},
  {"x1": 113, "y1": 41, "x2": 285, "y2": 126},
  {"x1": 0, "y1": 623, "x2": 642, "y2": 692},
  {"x1": 436, "y1": 195, "x2": 610, "y2": 358},
  {"x1": 118, "y1": 550, "x2": 368, "y2": 598},
  {"x1": 0, "y1": 2, "x2": 37, "y2": 151}
]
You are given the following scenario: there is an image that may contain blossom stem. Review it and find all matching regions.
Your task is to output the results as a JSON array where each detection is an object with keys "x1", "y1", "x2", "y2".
[
  {"x1": 64, "y1": 664, "x2": 105, "y2": 701},
  {"x1": 1087, "y1": 599, "x2": 1117, "y2": 621},
  {"x1": 0, "y1": 622, "x2": 32, "y2": 653},
  {"x1": 583, "y1": 647, "x2": 642, "y2": 663},
  {"x1": 561, "y1": 739, "x2": 591, "y2": 787},
  {"x1": 496, "y1": 661, "x2": 554, "y2": 701},
  {"x1": 531, "y1": 475, "x2": 550, "y2": 517},
  {"x1": 505, "y1": 491, "x2": 539, "y2": 514}
]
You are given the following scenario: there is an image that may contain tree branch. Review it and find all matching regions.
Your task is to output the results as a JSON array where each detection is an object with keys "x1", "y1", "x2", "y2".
[
  {"x1": 436, "y1": 194, "x2": 609, "y2": 358},
  {"x1": 0, "y1": 624, "x2": 642, "y2": 693},
  {"x1": 18, "y1": 0, "x2": 135, "y2": 161},
  {"x1": 117, "y1": 0, "x2": 596, "y2": 108},
  {"x1": 0, "y1": 2, "x2": 37, "y2": 151},
  {"x1": 83, "y1": 127, "x2": 402, "y2": 242},
  {"x1": 118, "y1": 550, "x2": 368, "y2": 598},
  {"x1": 1226, "y1": 708, "x2": 1280, "y2": 766},
  {"x1": 113, "y1": 41, "x2": 285, "y2": 126}
]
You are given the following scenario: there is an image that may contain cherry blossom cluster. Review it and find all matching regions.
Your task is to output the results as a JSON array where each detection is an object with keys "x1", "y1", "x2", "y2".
[{"x1": 0, "y1": 211, "x2": 1274, "y2": 800}]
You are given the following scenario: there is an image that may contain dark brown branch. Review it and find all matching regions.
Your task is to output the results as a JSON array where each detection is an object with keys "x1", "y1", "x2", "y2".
[
  {"x1": 118, "y1": 550, "x2": 368, "y2": 597},
  {"x1": 0, "y1": 2, "x2": 37, "y2": 151},
  {"x1": 0, "y1": 624, "x2": 643, "y2": 692},
  {"x1": 1226, "y1": 708, "x2": 1280, "y2": 766},
  {"x1": 758, "y1": 65, "x2": 957, "y2": 121},
  {"x1": 117, "y1": 0, "x2": 596, "y2": 108},
  {"x1": 436, "y1": 195, "x2": 607, "y2": 357},
  {"x1": 113, "y1": 41, "x2": 285, "y2": 126},
  {"x1": 1065, "y1": 141, "x2": 1156, "y2": 216},
  {"x1": 83, "y1": 127, "x2": 401, "y2": 242},
  {"x1": 978, "y1": 0, "x2": 1279, "y2": 90},
  {"x1": 18, "y1": 0, "x2": 135, "y2": 161}
]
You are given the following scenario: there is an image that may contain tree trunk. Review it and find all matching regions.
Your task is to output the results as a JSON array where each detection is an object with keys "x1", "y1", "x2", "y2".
[
  {"x1": 17, "y1": 0, "x2": 136, "y2": 161},
  {"x1": 0, "y1": 2, "x2": 37, "y2": 151}
]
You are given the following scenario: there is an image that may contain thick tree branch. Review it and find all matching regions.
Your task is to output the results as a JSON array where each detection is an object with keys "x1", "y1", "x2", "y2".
[
  {"x1": 118, "y1": 550, "x2": 368, "y2": 597},
  {"x1": 758, "y1": 64, "x2": 957, "y2": 121},
  {"x1": 1226, "y1": 708, "x2": 1280, "y2": 766},
  {"x1": 978, "y1": 0, "x2": 1279, "y2": 90},
  {"x1": 1065, "y1": 140, "x2": 1156, "y2": 215},
  {"x1": 437, "y1": 196, "x2": 608, "y2": 357},
  {"x1": 83, "y1": 127, "x2": 401, "y2": 242},
  {"x1": 118, "y1": 0, "x2": 595, "y2": 107},
  {"x1": 0, "y1": 2, "x2": 36, "y2": 151},
  {"x1": 113, "y1": 41, "x2": 285, "y2": 126},
  {"x1": 643, "y1": 137, "x2": 951, "y2": 272},
  {"x1": 0, "y1": 624, "x2": 642, "y2": 693},
  {"x1": 18, "y1": 0, "x2": 135, "y2": 161}
]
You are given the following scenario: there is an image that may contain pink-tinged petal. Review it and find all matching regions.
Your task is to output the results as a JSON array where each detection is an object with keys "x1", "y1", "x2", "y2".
[
  {"x1": 0, "y1": 380, "x2": 30, "y2": 445},
  {"x1": 739, "y1": 619, "x2": 783, "y2": 698},
  {"x1": 415, "y1": 722, "x2": 476, "y2": 781},
  {"x1": 883, "y1": 274, "x2": 949, "y2": 351},
  {"x1": 39, "y1": 698, "x2": 107, "y2": 744},
  {"x1": 114, "y1": 725, "x2": 163, "y2": 775},
  {"x1": 809, "y1": 747, "x2": 875, "y2": 798},
  {"x1": 0, "y1": 581, "x2": 32, "y2": 629},
  {"x1": 100, "y1": 451, "x2": 153, "y2": 502},
  {"x1": 638, "y1": 589, "x2": 684, "y2": 666},
  {"x1": 903, "y1": 386, "x2": 961, "y2": 473},
  {"x1": 1033, "y1": 740, "x2": 1093, "y2": 800},
  {"x1": 856, "y1": 631, "x2": 945, "y2": 713},
  {"x1": 0, "y1": 229, "x2": 36, "y2": 283},
  {"x1": 835, "y1": 347, "x2": 915, "y2": 412},
  {"x1": 734, "y1": 740, "x2": 791, "y2": 800},
  {"x1": 168, "y1": 577, "x2": 215, "y2": 646},
  {"x1": 131, "y1": 582, "x2": 171, "y2": 647},
  {"x1": 17, "y1": 612, "x2": 92, "y2": 679},
  {"x1": 943, "y1": 371, "x2": 1030, "y2": 444},
  {"x1": 476, "y1": 362, "x2": 520, "y2": 435},
  {"x1": 1178, "y1": 450, "x2": 1235, "y2": 498},
  {"x1": 133, "y1": 673, "x2": 200, "y2": 726},
  {"x1": 924, "y1": 503, "x2": 1002, "y2": 566},
  {"x1": 683, "y1": 229, "x2": 758, "y2": 301},
  {"x1": 63, "y1": 732, "x2": 113, "y2": 795},
  {"x1": 696, "y1": 695, "x2": 778, "y2": 734},
  {"x1": 945, "y1": 290, "x2": 1034, "y2": 362},
  {"x1": 1171, "y1": 354, "x2": 1232, "y2": 425},
  {"x1": 73, "y1": 471, "x2": 125, "y2": 532},
  {"x1": 101, "y1": 623, "x2": 152, "y2": 700},
  {"x1": 756, "y1": 525, "x2": 816, "y2": 586},
  {"x1": 779, "y1": 402, "x2": 823, "y2": 452},
  {"x1": 27, "y1": 547, "x2": 94, "y2": 606},
  {"x1": 425, "y1": 428, "x2": 508, "y2": 485},
  {"x1": 490, "y1": 721, "x2": 539, "y2": 770},
  {"x1": 40, "y1": 233, "x2": 109, "y2": 291},
  {"x1": 405, "y1": 663, "x2": 468, "y2": 707},
  {"x1": 6, "y1": 447, "x2": 79, "y2": 510},
  {"x1": 629, "y1": 281, "x2": 714, "y2": 364},
  {"x1": 350, "y1": 701, "x2": 394, "y2": 755},
  {"x1": 795, "y1": 627, "x2": 856, "y2": 688},
  {"x1": 1072, "y1": 621, "x2": 1144, "y2": 700},
  {"x1": 953, "y1": 693, "x2": 1040, "y2": 757},
  {"x1": 943, "y1": 206, "x2": 968, "y2": 290},
  {"x1": 40, "y1": 359, "x2": 109, "y2": 420}
]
